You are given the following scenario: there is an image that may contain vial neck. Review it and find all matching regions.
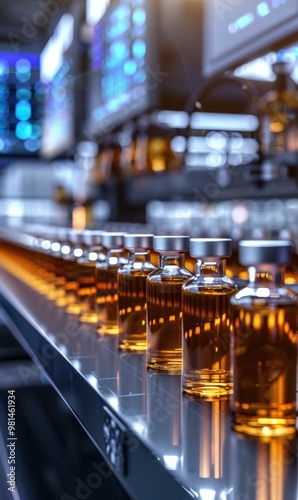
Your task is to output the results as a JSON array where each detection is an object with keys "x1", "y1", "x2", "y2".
[
  {"x1": 73, "y1": 246, "x2": 84, "y2": 259},
  {"x1": 106, "y1": 248, "x2": 125, "y2": 264},
  {"x1": 248, "y1": 264, "x2": 284, "y2": 286},
  {"x1": 51, "y1": 241, "x2": 61, "y2": 257},
  {"x1": 160, "y1": 253, "x2": 185, "y2": 268},
  {"x1": 89, "y1": 246, "x2": 105, "y2": 263},
  {"x1": 81, "y1": 245, "x2": 91, "y2": 258},
  {"x1": 129, "y1": 251, "x2": 151, "y2": 264},
  {"x1": 196, "y1": 258, "x2": 226, "y2": 277}
]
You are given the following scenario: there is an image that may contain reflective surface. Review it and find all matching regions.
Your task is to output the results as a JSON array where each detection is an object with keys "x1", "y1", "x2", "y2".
[{"x1": 0, "y1": 269, "x2": 297, "y2": 500}]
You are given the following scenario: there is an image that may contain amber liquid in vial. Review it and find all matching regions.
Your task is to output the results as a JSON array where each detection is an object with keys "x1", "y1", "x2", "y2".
[
  {"x1": 147, "y1": 280, "x2": 184, "y2": 373},
  {"x1": 41, "y1": 253, "x2": 56, "y2": 297},
  {"x1": 232, "y1": 302, "x2": 297, "y2": 437},
  {"x1": 47, "y1": 256, "x2": 64, "y2": 300},
  {"x1": 183, "y1": 288, "x2": 234, "y2": 398},
  {"x1": 118, "y1": 274, "x2": 148, "y2": 351},
  {"x1": 49, "y1": 256, "x2": 65, "y2": 302},
  {"x1": 56, "y1": 258, "x2": 78, "y2": 308},
  {"x1": 77, "y1": 262, "x2": 97, "y2": 323},
  {"x1": 63, "y1": 259, "x2": 78, "y2": 307},
  {"x1": 96, "y1": 267, "x2": 119, "y2": 335},
  {"x1": 66, "y1": 260, "x2": 81, "y2": 315}
]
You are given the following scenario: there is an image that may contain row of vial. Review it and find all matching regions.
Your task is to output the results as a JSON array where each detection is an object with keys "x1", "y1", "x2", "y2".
[{"x1": 0, "y1": 226, "x2": 297, "y2": 439}]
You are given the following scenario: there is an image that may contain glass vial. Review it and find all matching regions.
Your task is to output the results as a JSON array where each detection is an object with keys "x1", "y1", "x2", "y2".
[
  {"x1": 44, "y1": 227, "x2": 63, "y2": 301},
  {"x1": 62, "y1": 229, "x2": 84, "y2": 313},
  {"x1": 55, "y1": 228, "x2": 76, "y2": 308},
  {"x1": 96, "y1": 232, "x2": 127, "y2": 335},
  {"x1": 231, "y1": 240, "x2": 298, "y2": 437},
  {"x1": 77, "y1": 230, "x2": 104, "y2": 323},
  {"x1": 118, "y1": 234, "x2": 156, "y2": 352},
  {"x1": 182, "y1": 238, "x2": 237, "y2": 398},
  {"x1": 53, "y1": 228, "x2": 70, "y2": 304},
  {"x1": 146, "y1": 235, "x2": 191, "y2": 374},
  {"x1": 30, "y1": 230, "x2": 54, "y2": 296}
]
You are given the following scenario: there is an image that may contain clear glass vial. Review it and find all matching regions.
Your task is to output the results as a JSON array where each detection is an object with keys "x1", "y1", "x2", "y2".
[
  {"x1": 118, "y1": 234, "x2": 156, "y2": 352},
  {"x1": 65, "y1": 230, "x2": 85, "y2": 315},
  {"x1": 77, "y1": 230, "x2": 104, "y2": 323},
  {"x1": 27, "y1": 228, "x2": 54, "y2": 295},
  {"x1": 55, "y1": 228, "x2": 77, "y2": 308},
  {"x1": 260, "y1": 60, "x2": 298, "y2": 156},
  {"x1": 96, "y1": 232, "x2": 127, "y2": 335},
  {"x1": 230, "y1": 240, "x2": 298, "y2": 437},
  {"x1": 61, "y1": 229, "x2": 84, "y2": 312},
  {"x1": 182, "y1": 238, "x2": 237, "y2": 398},
  {"x1": 146, "y1": 235, "x2": 191, "y2": 374},
  {"x1": 44, "y1": 226, "x2": 63, "y2": 301},
  {"x1": 53, "y1": 227, "x2": 70, "y2": 304}
]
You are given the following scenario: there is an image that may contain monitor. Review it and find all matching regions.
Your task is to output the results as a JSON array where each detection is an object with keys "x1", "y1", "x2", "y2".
[
  {"x1": 203, "y1": 0, "x2": 298, "y2": 78},
  {"x1": 86, "y1": 0, "x2": 203, "y2": 135},
  {"x1": 39, "y1": 1, "x2": 86, "y2": 160},
  {"x1": 40, "y1": 14, "x2": 76, "y2": 159}
]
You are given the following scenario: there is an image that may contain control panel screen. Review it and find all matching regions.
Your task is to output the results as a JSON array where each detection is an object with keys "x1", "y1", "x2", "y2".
[
  {"x1": 203, "y1": 0, "x2": 298, "y2": 77},
  {"x1": 0, "y1": 52, "x2": 42, "y2": 156},
  {"x1": 89, "y1": 0, "x2": 149, "y2": 132}
]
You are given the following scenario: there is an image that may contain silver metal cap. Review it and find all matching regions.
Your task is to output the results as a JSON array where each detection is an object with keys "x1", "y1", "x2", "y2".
[
  {"x1": 45, "y1": 226, "x2": 58, "y2": 239},
  {"x1": 66, "y1": 230, "x2": 102, "y2": 246},
  {"x1": 124, "y1": 234, "x2": 154, "y2": 250},
  {"x1": 190, "y1": 238, "x2": 232, "y2": 258},
  {"x1": 55, "y1": 227, "x2": 69, "y2": 242},
  {"x1": 153, "y1": 236, "x2": 189, "y2": 252},
  {"x1": 102, "y1": 232, "x2": 125, "y2": 249},
  {"x1": 239, "y1": 240, "x2": 292, "y2": 265},
  {"x1": 68, "y1": 230, "x2": 84, "y2": 245},
  {"x1": 81, "y1": 230, "x2": 103, "y2": 246}
]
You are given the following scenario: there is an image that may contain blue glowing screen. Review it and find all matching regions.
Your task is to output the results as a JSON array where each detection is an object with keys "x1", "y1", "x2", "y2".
[
  {"x1": 91, "y1": 0, "x2": 147, "y2": 126},
  {"x1": 0, "y1": 52, "x2": 42, "y2": 154},
  {"x1": 204, "y1": 0, "x2": 298, "y2": 77}
]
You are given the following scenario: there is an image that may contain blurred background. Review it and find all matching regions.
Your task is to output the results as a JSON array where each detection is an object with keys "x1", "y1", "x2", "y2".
[
  {"x1": 0, "y1": 0, "x2": 297, "y2": 243},
  {"x1": 1, "y1": 2, "x2": 298, "y2": 498}
]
